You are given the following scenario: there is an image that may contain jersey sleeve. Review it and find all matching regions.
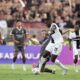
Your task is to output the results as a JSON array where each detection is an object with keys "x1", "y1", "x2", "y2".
[
  {"x1": 11, "y1": 28, "x2": 15, "y2": 35},
  {"x1": 69, "y1": 32, "x2": 75, "y2": 39},
  {"x1": 24, "y1": 29, "x2": 26, "y2": 34},
  {"x1": 69, "y1": 32, "x2": 72, "y2": 39}
]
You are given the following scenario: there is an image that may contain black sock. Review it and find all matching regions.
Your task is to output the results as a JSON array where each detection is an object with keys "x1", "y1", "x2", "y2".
[
  {"x1": 13, "y1": 57, "x2": 17, "y2": 63},
  {"x1": 22, "y1": 54, "x2": 26, "y2": 64}
]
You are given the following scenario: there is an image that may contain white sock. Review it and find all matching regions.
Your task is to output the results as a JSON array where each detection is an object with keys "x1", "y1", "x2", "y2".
[
  {"x1": 23, "y1": 64, "x2": 26, "y2": 71},
  {"x1": 74, "y1": 64, "x2": 78, "y2": 72},
  {"x1": 11, "y1": 63, "x2": 15, "y2": 70},
  {"x1": 55, "y1": 59, "x2": 67, "y2": 70}
]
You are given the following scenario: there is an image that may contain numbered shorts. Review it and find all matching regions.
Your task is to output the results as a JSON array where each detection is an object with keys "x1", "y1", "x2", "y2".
[{"x1": 45, "y1": 43, "x2": 63, "y2": 55}]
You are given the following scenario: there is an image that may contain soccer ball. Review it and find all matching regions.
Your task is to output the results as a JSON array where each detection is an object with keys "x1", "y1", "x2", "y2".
[{"x1": 32, "y1": 68, "x2": 40, "y2": 75}]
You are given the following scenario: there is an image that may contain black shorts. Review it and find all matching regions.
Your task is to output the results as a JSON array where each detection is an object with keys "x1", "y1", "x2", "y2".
[{"x1": 14, "y1": 45, "x2": 25, "y2": 53}]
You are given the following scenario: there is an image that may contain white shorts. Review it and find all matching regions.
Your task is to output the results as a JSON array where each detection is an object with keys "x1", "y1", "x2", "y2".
[
  {"x1": 45, "y1": 42, "x2": 63, "y2": 55},
  {"x1": 72, "y1": 42, "x2": 80, "y2": 56}
]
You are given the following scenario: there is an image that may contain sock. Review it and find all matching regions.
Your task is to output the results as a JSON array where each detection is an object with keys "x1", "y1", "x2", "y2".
[
  {"x1": 74, "y1": 63, "x2": 78, "y2": 71},
  {"x1": 23, "y1": 64, "x2": 26, "y2": 71},
  {"x1": 55, "y1": 59, "x2": 67, "y2": 70},
  {"x1": 11, "y1": 63, "x2": 15, "y2": 69}
]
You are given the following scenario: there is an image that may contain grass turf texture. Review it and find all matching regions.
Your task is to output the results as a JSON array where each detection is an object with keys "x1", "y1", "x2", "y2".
[{"x1": 0, "y1": 64, "x2": 80, "y2": 80}]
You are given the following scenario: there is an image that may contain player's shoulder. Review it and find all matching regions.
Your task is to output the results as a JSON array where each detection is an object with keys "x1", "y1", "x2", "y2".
[
  {"x1": 22, "y1": 28, "x2": 26, "y2": 32},
  {"x1": 12, "y1": 28, "x2": 18, "y2": 33}
]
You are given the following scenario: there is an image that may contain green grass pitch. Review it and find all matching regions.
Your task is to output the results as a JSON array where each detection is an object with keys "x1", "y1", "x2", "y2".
[{"x1": 0, "y1": 64, "x2": 80, "y2": 80}]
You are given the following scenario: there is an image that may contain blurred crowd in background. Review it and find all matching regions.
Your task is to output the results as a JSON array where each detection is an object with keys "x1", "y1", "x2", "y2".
[{"x1": 0, "y1": 0, "x2": 80, "y2": 45}]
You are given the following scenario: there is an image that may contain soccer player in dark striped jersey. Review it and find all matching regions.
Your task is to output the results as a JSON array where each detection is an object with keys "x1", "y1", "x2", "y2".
[{"x1": 11, "y1": 20, "x2": 27, "y2": 71}]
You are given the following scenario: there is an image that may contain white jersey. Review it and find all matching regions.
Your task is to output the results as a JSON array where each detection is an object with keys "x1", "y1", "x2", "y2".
[
  {"x1": 69, "y1": 31, "x2": 76, "y2": 45},
  {"x1": 69, "y1": 30, "x2": 80, "y2": 49},
  {"x1": 45, "y1": 23, "x2": 63, "y2": 55},
  {"x1": 51, "y1": 29, "x2": 64, "y2": 44},
  {"x1": 69, "y1": 31, "x2": 80, "y2": 55}
]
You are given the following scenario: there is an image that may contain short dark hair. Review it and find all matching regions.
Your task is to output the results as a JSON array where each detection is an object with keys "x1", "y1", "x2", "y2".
[
  {"x1": 32, "y1": 34, "x2": 36, "y2": 38},
  {"x1": 16, "y1": 20, "x2": 22, "y2": 23}
]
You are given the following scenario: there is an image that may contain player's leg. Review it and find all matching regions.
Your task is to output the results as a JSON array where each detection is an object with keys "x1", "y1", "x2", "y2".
[
  {"x1": 20, "y1": 46, "x2": 26, "y2": 71},
  {"x1": 35, "y1": 44, "x2": 55, "y2": 74},
  {"x1": 51, "y1": 54, "x2": 68, "y2": 75},
  {"x1": 42, "y1": 63, "x2": 55, "y2": 74},
  {"x1": 73, "y1": 46, "x2": 79, "y2": 72},
  {"x1": 12, "y1": 46, "x2": 18, "y2": 69},
  {"x1": 38, "y1": 51, "x2": 50, "y2": 72},
  {"x1": 40, "y1": 56, "x2": 55, "y2": 74},
  {"x1": 37, "y1": 51, "x2": 55, "y2": 74},
  {"x1": 74, "y1": 55, "x2": 78, "y2": 72},
  {"x1": 51, "y1": 44, "x2": 68, "y2": 75},
  {"x1": 55, "y1": 59, "x2": 68, "y2": 75},
  {"x1": 13, "y1": 51, "x2": 18, "y2": 63},
  {"x1": 74, "y1": 55, "x2": 78, "y2": 64}
]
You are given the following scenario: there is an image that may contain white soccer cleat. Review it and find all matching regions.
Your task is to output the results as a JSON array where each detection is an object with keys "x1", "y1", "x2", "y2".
[
  {"x1": 62, "y1": 68, "x2": 68, "y2": 75},
  {"x1": 75, "y1": 69, "x2": 79, "y2": 72},
  {"x1": 74, "y1": 64, "x2": 79, "y2": 72},
  {"x1": 11, "y1": 63, "x2": 15, "y2": 70}
]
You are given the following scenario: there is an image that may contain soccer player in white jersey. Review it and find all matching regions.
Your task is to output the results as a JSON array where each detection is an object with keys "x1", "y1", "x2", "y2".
[
  {"x1": 69, "y1": 26, "x2": 80, "y2": 72},
  {"x1": 33, "y1": 23, "x2": 68, "y2": 75}
]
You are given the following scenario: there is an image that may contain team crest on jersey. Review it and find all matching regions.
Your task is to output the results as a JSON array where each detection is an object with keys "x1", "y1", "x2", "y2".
[
  {"x1": 22, "y1": 30, "x2": 24, "y2": 34},
  {"x1": 54, "y1": 48, "x2": 58, "y2": 53}
]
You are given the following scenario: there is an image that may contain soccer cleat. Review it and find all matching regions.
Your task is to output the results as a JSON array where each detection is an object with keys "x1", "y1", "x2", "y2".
[
  {"x1": 23, "y1": 65, "x2": 26, "y2": 71},
  {"x1": 11, "y1": 63, "x2": 15, "y2": 70},
  {"x1": 74, "y1": 64, "x2": 79, "y2": 72},
  {"x1": 75, "y1": 69, "x2": 79, "y2": 72},
  {"x1": 62, "y1": 68, "x2": 68, "y2": 75},
  {"x1": 52, "y1": 70, "x2": 55, "y2": 74}
]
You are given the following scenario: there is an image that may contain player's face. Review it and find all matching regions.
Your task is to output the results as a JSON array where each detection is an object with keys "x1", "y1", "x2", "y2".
[
  {"x1": 16, "y1": 22, "x2": 22, "y2": 28},
  {"x1": 50, "y1": 25, "x2": 56, "y2": 33}
]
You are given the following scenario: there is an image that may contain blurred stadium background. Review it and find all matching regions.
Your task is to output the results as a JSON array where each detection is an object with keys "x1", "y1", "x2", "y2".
[{"x1": 0, "y1": 0, "x2": 80, "y2": 80}]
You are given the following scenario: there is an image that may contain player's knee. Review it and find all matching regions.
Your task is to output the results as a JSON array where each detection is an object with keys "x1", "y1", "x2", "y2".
[
  {"x1": 43, "y1": 51, "x2": 50, "y2": 58},
  {"x1": 51, "y1": 55, "x2": 57, "y2": 63},
  {"x1": 74, "y1": 59, "x2": 78, "y2": 64},
  {"x1": 51, "y1": 58, "x2": 55, "y2": 62},
  {"x1": 74, "y1": 55, "x2": 78, "y2": 64},
  {"x1": 22, "y1": 54, "x2": 25, "y2": 59}
]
